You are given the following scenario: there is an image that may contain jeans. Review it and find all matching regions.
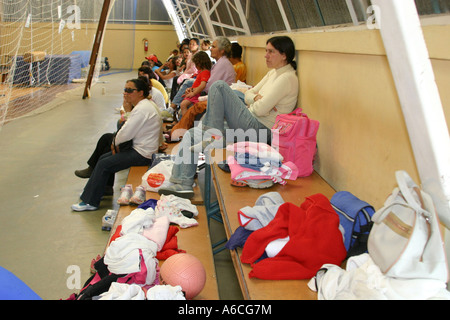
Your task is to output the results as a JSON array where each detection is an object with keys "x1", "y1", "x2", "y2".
[
  {"x1": 172, "y1": 79, "x2": 195, "y2": 106},
  {"x1": 169, "y1": 80, "x2": 271, "y2": 187},
  {"x1": 81, "y1": 149, "x2": 152, "y2": 207}
]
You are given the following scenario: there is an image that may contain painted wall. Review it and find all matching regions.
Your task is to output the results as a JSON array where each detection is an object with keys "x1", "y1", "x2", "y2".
[
  {"x1": 102, "y1": 24, "x2": 179, "y2": 70},
  {"x1": 237, "y1": 16, "x2": 450, "y2": 216}
]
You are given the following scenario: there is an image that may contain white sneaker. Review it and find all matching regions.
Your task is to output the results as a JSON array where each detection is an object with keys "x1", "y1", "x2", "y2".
[
  {"x1": 71, "y1": 201, "x2": 98, "y2": 212},
  {"x1": 117, "y1": 184, "x2": 133, "y2": 205},
  {"x1": 130, "y1": 185, "x2": 146, "y2": 205},
  {"x1": 102, "y1": 209, "x2": 118, "y2": 231}
]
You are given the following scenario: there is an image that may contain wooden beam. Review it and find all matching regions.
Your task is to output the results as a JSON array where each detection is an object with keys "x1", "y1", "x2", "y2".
[{"x1": 83, "y1": 0, "x2": 112, "y2": 99}]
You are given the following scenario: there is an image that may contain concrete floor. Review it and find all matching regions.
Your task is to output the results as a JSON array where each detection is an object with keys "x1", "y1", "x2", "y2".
[{"x1": 0, "y1": 71, "x2": 242, "y2": 300}]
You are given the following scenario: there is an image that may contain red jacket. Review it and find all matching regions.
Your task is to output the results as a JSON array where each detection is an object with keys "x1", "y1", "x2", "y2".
[{"x1": 241, "y1": 193, "x2": 346, "y2": 280}]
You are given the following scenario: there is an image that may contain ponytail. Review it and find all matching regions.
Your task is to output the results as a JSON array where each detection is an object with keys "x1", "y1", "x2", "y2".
[{"x1": 267, "y1": 36, "x2": 297, "y2": 70}]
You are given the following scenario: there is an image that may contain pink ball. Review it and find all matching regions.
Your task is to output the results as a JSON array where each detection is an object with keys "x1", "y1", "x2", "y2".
[{"x1": 160, "y1": 253, "x2": 206, "y2": 299}]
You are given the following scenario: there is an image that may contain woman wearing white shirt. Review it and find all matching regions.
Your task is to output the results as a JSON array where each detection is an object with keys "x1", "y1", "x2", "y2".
[
  {"x1": 72, "y1": 78, "x2": 162, "y2": 211},
  {"x1": 159, "y1": 36, "x2": 299, "y2": 199},
  {"x1": 74, "y1": 77, "x2": 165, "y2": 180}
]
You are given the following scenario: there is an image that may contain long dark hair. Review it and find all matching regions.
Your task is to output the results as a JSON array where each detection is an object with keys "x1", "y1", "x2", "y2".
[
  {"x1": 267, "y1": 36, "x2": 297, "y2": 70},
  {"x1": 138, "y1": 66, "x2": 157, "y2": 80},
  {"x1": 127, "y1": 78, "x2": 150, "y2": 98}
]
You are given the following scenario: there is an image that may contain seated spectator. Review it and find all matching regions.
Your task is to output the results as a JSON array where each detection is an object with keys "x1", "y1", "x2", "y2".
[
  {"x1": 176, "y1": 38, "x2": 200, "y2": 85},
  {"x1": 169, "y1": 36, "x2": 236, "y2": 112},
  {"x1": 72, "y1": 78, "x2": 162, "y2": 211},
  {"x1": 201, "y1": 39, "x2": 211, "y2": 52},
  {"x1": 178, "y1": 51, "x2": 212, "y2": 117},
  {"x1": 171, "y1": 46, "x2": 191, "y2": 100},
  {"x1": 166, "y1": 49, "x2": 179, "y2": 61},
  {"x1": 166, "y1": 36, "x2": 236, "y2": 141},
  {"x1": 201, "y1": 39, "x2": 215, "y2": 63},
  {"x1": 178, "y1": 43, "x2": 190, "y2": 72},
  {"x1": 141, "y1": 60, "x2": 151, "y2": 68},
  {"x1": 146, "y1": 54, "x2": 162, "y2": 73},
  {"x1": 230, "y1": 42, "x2": 247, "y2": 83},
  {"x1": 138, "y1": 66, "x2": 169, "y2": 105},
  {"x1": 155, "y1": 56, "x2": 180, "y2": 91},
  {"x1": 74, "y1": 76, "x2": 166, "y2": 180},
  {"x1": 158, "y1": 36, "x2": 299, "y2": 199}
]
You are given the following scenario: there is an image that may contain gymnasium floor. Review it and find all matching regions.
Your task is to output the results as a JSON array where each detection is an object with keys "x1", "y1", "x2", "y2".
[{"x1": 0, "y1": 71, "x2": 242, "y2": 300}]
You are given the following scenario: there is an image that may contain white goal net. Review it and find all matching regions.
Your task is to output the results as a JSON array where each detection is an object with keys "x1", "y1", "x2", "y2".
[{"x1": 0, "y1": 0, "x2": 114, "y2": 130}]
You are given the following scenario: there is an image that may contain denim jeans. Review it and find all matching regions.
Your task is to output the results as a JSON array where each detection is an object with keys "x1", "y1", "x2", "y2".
[
  {"x1": 172, "y1": 79, "x2": 195, "y2": 106},
  {"x1": 169, "y1": 80, "x2": 271, "y2": 187},
  {"x1": 81, "y1": 149, "x2": 152, "y2": 207}
]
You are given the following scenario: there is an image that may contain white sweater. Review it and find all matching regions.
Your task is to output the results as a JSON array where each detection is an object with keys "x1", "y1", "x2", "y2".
[
  {"x1": 245, "y1": 64, "x2": 299, "y2": 129},
  {"x1": 115, "y1": 98, "x2": 162, "y2": 159}
]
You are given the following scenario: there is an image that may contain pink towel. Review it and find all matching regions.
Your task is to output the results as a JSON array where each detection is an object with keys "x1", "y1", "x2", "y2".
[
  {"x1": 142, "y1": 216, "x2": 170, "y2": 251},
  {"x1": 227, "y1": 156, "x2": 298, "y2": 185}
]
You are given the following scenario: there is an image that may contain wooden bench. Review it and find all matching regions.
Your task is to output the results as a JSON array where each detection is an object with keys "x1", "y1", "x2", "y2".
[
  {"x1": 207, "y1": 148, "x2": 336, "y2": 300},
  {"x1": 105, "y1": 161, "x2": 219, "y2": 300}
]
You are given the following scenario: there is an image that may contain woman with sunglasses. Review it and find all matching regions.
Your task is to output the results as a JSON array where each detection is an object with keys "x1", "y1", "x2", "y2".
[
  {"x1": 72, "y1": 78, "x2": 162, "y2": 211},
  {"x1": 74, "y1": 76, "x2": 164, "y2": 180}
]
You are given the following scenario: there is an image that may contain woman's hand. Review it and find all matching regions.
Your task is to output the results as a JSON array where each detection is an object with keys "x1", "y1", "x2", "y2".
[
  {"x1": 111, "y1": 142, "x2": 119, "y2": 155},
  {"x1": 123, "y1": 99, "x2": 133, "y2": 113},
  {"x1": 254, "y1": 94, "x2": 263, "y2": 102}
]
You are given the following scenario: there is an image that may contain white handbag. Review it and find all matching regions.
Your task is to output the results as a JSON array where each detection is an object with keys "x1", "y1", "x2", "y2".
[{"x1": 368, "y1": 170, "x2": 449, "y2": 282}]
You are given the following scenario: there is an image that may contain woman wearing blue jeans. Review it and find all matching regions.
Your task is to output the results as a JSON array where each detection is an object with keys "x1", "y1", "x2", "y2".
[
  {"x1": 158, "y1": 36, "x2": 299, "y2": 199},
  {"x1": 72, "y1": 78, "x2": 162, "y2": 211}
]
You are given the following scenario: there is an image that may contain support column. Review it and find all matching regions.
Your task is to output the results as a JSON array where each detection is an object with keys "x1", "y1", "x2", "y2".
[
  {"x1": 83, "y1": 0, "x2": 111, "y2": 99},
  {"x1": 372, "y1": 0, "x2": 450, "y2": 228}
]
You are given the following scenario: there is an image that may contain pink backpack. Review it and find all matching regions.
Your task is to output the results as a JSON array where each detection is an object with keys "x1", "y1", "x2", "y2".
[{"x1": 271, "y1": 108, "x2": 319, "y2": 177}]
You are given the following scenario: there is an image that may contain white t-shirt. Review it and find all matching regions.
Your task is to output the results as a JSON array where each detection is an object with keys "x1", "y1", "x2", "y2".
[
  {"x1": 150, "y1": 87, "x2": 166, "y2": 111},
  {"x1": 115, "y1": 98, "x2": 162, "y2": 159}
]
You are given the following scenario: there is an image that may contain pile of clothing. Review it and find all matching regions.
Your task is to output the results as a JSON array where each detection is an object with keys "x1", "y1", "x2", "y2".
[
  {"x1": 226, "y1": 141, "x2": 299, "y2": 187},
  {"x1": 225, "y1": 190, "x2": 450, "y2": 300},
  {"x1": 308, "y1": 253, "x2": 450, "y2": 300},
  {"x1": 69, "y1": 195, "x2": 199, "y2": 300},
  {"x1": 226, "y1": 192, "x2": 347, "y2": 280}
]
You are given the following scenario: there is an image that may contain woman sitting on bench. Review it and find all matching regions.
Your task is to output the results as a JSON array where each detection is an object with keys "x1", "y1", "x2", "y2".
[
  {"x1": 72, "y1": 78, "x2": 162, "y2": 211},
  {"x1": 158, "y1": 36, "x2": 299, "y2": 199}
]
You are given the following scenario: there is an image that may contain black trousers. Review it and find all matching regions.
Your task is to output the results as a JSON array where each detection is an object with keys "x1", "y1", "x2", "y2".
[{"x1": 87, "y1": 133, "x2": 114, "y2": 169}]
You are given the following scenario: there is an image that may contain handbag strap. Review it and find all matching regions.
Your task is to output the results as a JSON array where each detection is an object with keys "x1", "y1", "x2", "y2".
[
  {"x1": 290, "y1": 108, "x2": 303, "y2": 116},
  {"x1": 371, "y1": 189, "x2": 413, "y2": 223},
  {"x1": 395, "y1": 170, "x2": 430, "y2": 219}
]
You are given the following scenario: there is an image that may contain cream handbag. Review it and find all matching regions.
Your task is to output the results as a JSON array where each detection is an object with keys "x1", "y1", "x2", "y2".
[{"x1": 368, "y1": 171, "x2": 448, "y2": 282}]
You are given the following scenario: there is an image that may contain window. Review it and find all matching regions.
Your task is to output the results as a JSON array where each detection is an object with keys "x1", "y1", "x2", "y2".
[{"x1": 109, "y1": 0, "x2": 171, "y2": 25}]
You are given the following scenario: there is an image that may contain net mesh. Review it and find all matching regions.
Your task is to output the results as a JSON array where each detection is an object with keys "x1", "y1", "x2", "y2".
[{"x1": 0, "y1": 0, "x2": 115, "y2": 130}]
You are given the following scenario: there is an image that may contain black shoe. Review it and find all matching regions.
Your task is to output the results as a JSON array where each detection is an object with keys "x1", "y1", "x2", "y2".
[
  {"x1": 75, "y1": 167, "x2": 93, "y2": 178},
  {"x1": 218, "y1": 160, "x2": 230, "y2": 173}
]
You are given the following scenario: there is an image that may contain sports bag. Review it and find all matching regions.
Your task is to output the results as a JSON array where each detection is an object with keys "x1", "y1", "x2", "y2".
[
  {"x1": 271, "y1": 108, "x2": 319, "y2": 177},
  {"x1": 368, "y1": 170, "x2": 449, "y2": 282},
  {"x1": 331, "y1": 191, "x2": 375, "y2": 259}
]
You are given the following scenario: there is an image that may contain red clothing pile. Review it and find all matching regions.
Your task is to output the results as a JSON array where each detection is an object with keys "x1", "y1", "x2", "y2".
[{"x1": 241, "y1": 193, "x2": 346, "y2": 280}]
